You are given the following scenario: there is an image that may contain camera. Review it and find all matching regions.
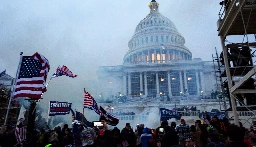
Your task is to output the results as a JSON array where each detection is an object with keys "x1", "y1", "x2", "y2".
[
  {"x1": 93, "y1": 121, "x2": 103, "y2": 127},
  {"x1": 159, "y1": 127, "x2": 164, "y2": 133}
]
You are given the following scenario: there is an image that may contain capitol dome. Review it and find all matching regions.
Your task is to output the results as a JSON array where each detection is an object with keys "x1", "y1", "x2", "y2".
[{"x1": 124, "y1": 0, "x2": 192, "y2": 64}]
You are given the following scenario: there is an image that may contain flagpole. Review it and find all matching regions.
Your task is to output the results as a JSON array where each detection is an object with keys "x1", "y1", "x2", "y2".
[
  {"x1": 47, "y1": 101, "x2": 50, "y2": 126},
  {"x1": 83, "y1": 88, "x2": 86, "y2": 123},
  {"x1": 83, "y1": 108, "x2": 84, "y2": 123},
  {"x1": 4, "y1": 52, "x2": 23, "y2": 125}
]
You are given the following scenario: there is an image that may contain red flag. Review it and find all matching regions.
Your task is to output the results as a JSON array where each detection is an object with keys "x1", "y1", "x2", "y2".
[{"x1": 13, "y1": 52, "x2": 50, "y2": 99}]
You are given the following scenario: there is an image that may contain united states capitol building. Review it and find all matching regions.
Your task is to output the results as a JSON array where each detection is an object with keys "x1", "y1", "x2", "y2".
[
  {"x1": 95, "y1": 1, "x2": 229, "y2": 128},
  {"x1": 97, "y1": 0, "x2": 216, "y2": 102}
]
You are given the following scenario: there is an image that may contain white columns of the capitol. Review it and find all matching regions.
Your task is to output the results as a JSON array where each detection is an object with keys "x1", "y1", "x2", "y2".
[
  {"x1": 128, "y1": 73, "x2": 131, "y2": 96},
  {"x1": 123, "y1": 74, "x2": 127, "y2": 96},
  {"x1": 148, "y1": 50, "x2": 150, "y2": 63},
  {"x1": 196, "y1": 71, "x2": 200, "y2": 95},
  {"x1": 160, "y1": 49, "x2": 163, "y2": 63},
  {"x1": 183, "y1": 70, "x2": 188, "y2": 93},
  {"x1": 154, "y1": 50, "x2": 157, "y2": 63},
  {"x1": 142, "y1": 52, "x2": 145, "y2": 63},
  {"x1": 144, "y1": 72, "x2": 148, "y2": 96},
  {"x1": 156, "y1": 72, "x2": 160, "y2": 97},
  {"x1": 179, "y1": 71, "x2": 184, "y2": 94},
  {"x1": 167, "y1": 71, "x2": 172, "y2": 96},
  {"x1": 140, "y1": 73, "x2": 143, "y2": 92},
  {"x1": 167, "y1": 50, "x2": 170, "y2": 62},
  {"x1": 200, "y1": 71, "x2": 205, "y2": 92}
]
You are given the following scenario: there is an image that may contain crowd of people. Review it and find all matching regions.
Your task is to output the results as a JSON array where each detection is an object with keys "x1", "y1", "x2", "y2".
[{"x1": 0, "y1": 114, "x2": 256, "y2": 147}]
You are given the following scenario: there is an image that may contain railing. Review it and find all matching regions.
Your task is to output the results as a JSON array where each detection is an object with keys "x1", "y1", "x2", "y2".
[
  {"x1": 117, "y1": 114, "x2": 148, "y2": 121},
  {"x1": 239, "y1": 111, "x2": 255, "y2": 116},
  {"x1": 218, "y1": 1, "x2": 227, "y2": 20},
  {"x1": 115, "y1": 111, "x2": 200, "y2": 121},
  {"x1": 178, "y1": 111, "x2": 200, "y2": 117},
  {"x1": 218, "y1": 0, "x2": 256, "y2": 22}
]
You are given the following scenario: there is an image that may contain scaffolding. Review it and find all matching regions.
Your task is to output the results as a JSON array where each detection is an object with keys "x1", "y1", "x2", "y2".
[
  {"x1": 218, "y1": 0, "x2": 256, "y2": 126},
  {"x1": 212, "y1": 48, "x2": 228, "y2": 111}
]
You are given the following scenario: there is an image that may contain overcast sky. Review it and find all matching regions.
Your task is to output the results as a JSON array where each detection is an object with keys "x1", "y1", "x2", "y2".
[{"x1": 0, "y1": 0, "x2": 227, "y2": 114}]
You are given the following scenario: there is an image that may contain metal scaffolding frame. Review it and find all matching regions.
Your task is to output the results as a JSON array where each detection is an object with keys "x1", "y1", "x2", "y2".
[{"x1": 218, "y1": 0, "x2": 256, "y2": 125}]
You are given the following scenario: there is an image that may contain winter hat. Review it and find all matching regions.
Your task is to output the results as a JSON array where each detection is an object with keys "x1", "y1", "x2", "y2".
[{"x1": 142, "y1": 127, "x2": 149, "y2": 133}]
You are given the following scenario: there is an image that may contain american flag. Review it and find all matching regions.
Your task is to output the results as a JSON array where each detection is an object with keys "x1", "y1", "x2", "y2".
[
  {"x1": 83, "y1": 90, "x2": 102, "y2": 115},
  {"x1": 13, "y1": 52, "x2": 50, "y2": 99},
  {"x1": 15, "y1": 118, "x2": 27, "y2": 146},
  {"x1": 51, "y1": 65, "x2": 77, "y2": 79},
  {"x1": 0, "y1": 70, "x2": 13, "y2": 80},
  {"x1": 15, "y1": 127, "x2": 27, "y2": 146}
]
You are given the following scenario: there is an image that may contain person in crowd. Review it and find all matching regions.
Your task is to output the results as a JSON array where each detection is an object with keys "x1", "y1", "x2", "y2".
[
  {"x1": 210, "y1": 115, "x2": 222, "y2": 134},
  {"x1": 140, "y1": 127, "x2": 153, "y2": 147},
  {"x1": 48, "y1": 127, "x2": 60, "y2": 146},
  {"x1": 63, "y1": 128, "x2": 74, "y2": 146},
  {"x1": 202, "y1": 112, "x2": 211, "y2": 125},
  {"x1": 62, "y1": 124, "x2": 69, "y2": 134},
  {"x1": 199, "y1": 124, "x2": 208, "y2": 147},
  {"x1": 37, "y1": 129, "x2": 52, "y2": 147},
  {"x1": 176, "y1": 119, "x2": 190, "y2": 145},
  {"x1": 155, "y1": 121, "x2": 170, "y2": 139},
  {"x1": 156, "y1": 139, "x2": 161, "y2": 147},
  {"x1": 112, "y1": 127, "x2": 122, "y2": 147},
  {"x1": 206, "y1": 128, "x2": 224, "y2": 147},
  {"x1": 225, "y1": 124, "x2": 247, "y2": 147},
  {"x1": 95, "y1": 119, "x2": 113, "y2": 147},
  {"x1": 0, "y1": 124, "x2": 17, "y2": 147},
  {"x1": 80, "y1": 126, "x2": 96, "y2": 147},
  {"x1": 72, "y1": 120, "x2": 84, "y2": 147},
  {"x1": 135, "y1": 124, "x2": 144, "y2": 147},
  {"x1": 161, "y1": 122, "x2": 179, "y2": 147},
  {"x1": 195, "y1": 120, "x2": 201, "y2": 131},
  {"x1": 189, "y1": 125, "x2": 201, "y2": 147},
  {"x1": 185, "y1": 135, "x2": 197, "y2": 147},
  {"x1": 56, "y1": 126, "x2": 64, "y2": 146},
  {"x1": 244, "y1": 131, "x2": 255, "y2": 147},
  {"x1": 121, "y1": 123, "x2": 136, "y2": 147},
  {"x1": 15, "y1": 118, "x2": 27, "y2": 147}
]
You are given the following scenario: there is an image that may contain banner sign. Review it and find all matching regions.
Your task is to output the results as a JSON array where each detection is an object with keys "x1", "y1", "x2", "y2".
[
  {"x1": 160, "y1": 108, "x2": 181, "y2": 121},
  {"x1": 49, "y1": 101, "x2": 72, "y2": 116},
  {"x1": 199, "y1": 112, "x2": 226, "y2": 120}
]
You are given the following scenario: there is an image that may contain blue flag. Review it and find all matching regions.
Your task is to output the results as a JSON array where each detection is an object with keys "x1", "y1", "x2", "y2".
[
  {"x1": 49, "y1": 101, "x2": 72, "y2": 116},
  {"x1": 160, "y1": 108, "x2": 181, "y2": 121}
]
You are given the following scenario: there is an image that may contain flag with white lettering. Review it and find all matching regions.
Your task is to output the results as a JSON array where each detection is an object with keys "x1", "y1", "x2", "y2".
[
  {"x1": 49, "y1": 101, "x2": 72, "y2": 116},
  {"x1": 160, "y1": 108, "x2": 181, "y2": 121}
]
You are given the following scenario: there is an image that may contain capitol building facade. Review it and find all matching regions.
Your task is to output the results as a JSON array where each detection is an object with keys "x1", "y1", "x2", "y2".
[{"x1": 97, "y1": 0, "x2": 215, "y2": 100}]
